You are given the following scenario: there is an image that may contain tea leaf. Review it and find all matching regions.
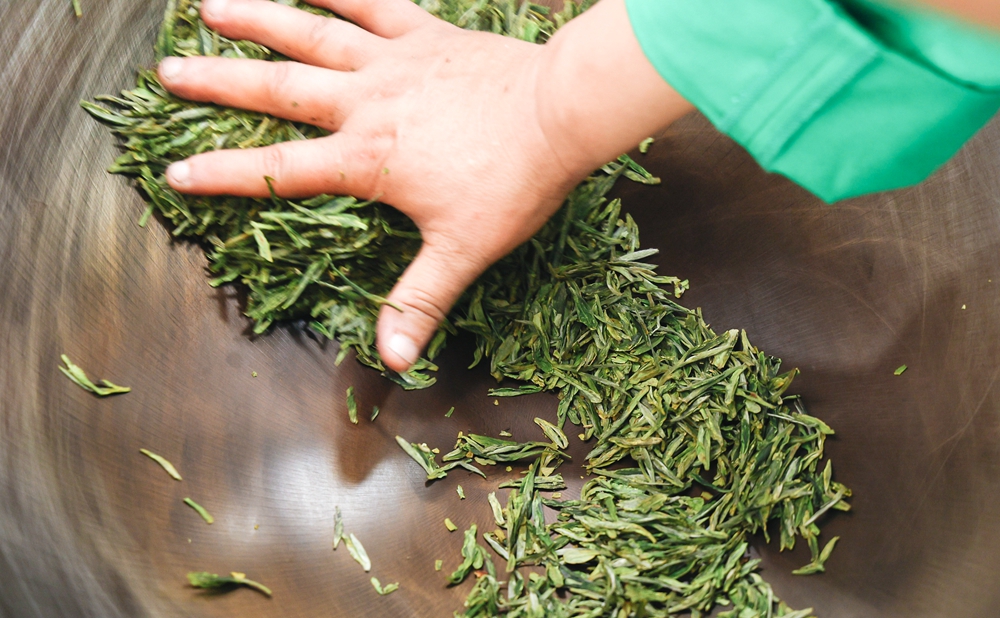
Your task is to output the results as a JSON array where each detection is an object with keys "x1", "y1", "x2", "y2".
[
  {"x1": 187, "y1": 571, "x2": 272, "y2": 596},
  {"x1": 345, "y1": 533, "x2": 371, "y2": 572},
  {"x1": 371, "y1": 577, "x2": 399, "y2": 595},
  {"x1": 346, "y1": 386, "x2": 358, "y2": 424},
  {"x1": 184, "y1": 498, "x2": 214, "y2": 524},
  {"x1": 333, "y1": 506, "x2": 344, "y2": 550},
  {"x1": 139, "y1": 448, "x2": 182, "y2": 481},
  {"x1": 59, "y1": 355, "x2": 131, "y2": 396}
]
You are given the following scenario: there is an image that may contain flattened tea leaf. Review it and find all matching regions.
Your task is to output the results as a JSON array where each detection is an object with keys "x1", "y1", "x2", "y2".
[
  {"x1": 59, "y1": 355, "x2": 131, "y2": 396},
  {"x1": 139, "y1": 448, "x2": 182, "y2": 481},
  {"x1": 346, "y1": 386, "x2": 358, "y2": 424},
  {"x1": 395, "y1": 436, "x2": 449, "y2": 480},
  {"x1": 345, "y1": 533, "x2": 372, "y2": 572},
  {"x1": 187, "y1": 571, "x2": 272, "y2": 597},
  {"x1": 533, "y1": 417, "x2": 568, "y2": 449},
  {"x1": 487, "y1": 492, "x2": 505, "y2": 526},
  {"x1": 371, "y1": 577, "x2": 399, "y2": 595},
  {"x1": 184, "y1": 498, "x2": 214, "y2": 524},
  {"x1": 333, "y1": 506, "x2": 344, "y2": 550},
  {"x1": 447, "y1": 524, "x2": 485, "y2": 585},
  {"x1": 792, "y1": 536, "x2": 840, "y2": 575},
  {"x1": 894, "y1": 364, "x2": 907, "y2": 376}
]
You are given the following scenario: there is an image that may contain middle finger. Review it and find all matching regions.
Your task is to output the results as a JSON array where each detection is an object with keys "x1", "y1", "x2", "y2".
[
  {"x1": 201, "y1": 0, "x2": 385, "y2": 71},
  {"x1": 158, "y1": 56, "x2": 357, "y2": 131}
]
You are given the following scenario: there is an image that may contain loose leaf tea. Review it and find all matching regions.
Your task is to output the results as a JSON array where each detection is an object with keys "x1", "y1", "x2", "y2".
[
  {"x1": 333, "y1": 506, "x2": 344, "y2": 550},
  {"x1": 59, "y1": 355, "x2": 131, "y2": 396},
  {"x1": 188, "y1": 571, "x2": 272, "y2": 597},
  {"x1": 344, "y1": 533, "x2": 372, "y2": 572},
  {"x1": 184, "y1": 498, "x2": 214, "y2": 524},
  {"x1": 139, "y1": 448, "x2": 182, "y2": 480},
  {"x1": 370, "y1": 577, "x2": 399, "y2": 596},
  {"x1": 395, "y1": 435, "x2": 484, "y2": 480},
  {"x1": 71, "y1": 0, "x2": 81, "y2": 17},
  {"x1": 346, "y1": 386, "x2": 358, "y2": 424},
  {"x1": 85, "y1": 0, "x2": 850, "y2": 615},
  {"x1": 894, "y1": 364, "x2": 907, "y2": 376}
]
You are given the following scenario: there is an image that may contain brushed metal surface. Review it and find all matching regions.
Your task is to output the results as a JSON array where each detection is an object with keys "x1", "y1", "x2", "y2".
[{"x1": 2, "y1": 1, "x2": 1000, "y2": 616}]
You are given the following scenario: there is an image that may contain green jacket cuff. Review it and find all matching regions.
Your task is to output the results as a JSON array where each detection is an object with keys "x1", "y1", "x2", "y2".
[{"x1": 625, "y1": 0, "x2": 1000, "y2": 201}]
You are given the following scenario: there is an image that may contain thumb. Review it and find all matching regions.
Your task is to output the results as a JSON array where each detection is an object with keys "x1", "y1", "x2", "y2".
[{"x1": 376, "y1": 241, "x2": 485, "y2": 373}]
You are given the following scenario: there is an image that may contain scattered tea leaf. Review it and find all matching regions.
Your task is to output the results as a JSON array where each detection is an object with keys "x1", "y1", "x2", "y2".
[
  {"x1": 346, "y1": 386, "x2": 358, "y2": 424},
  {"x1": 444, "y1": 518, "x2": 458, "y2": 532},
  {"x1": 371, "y1": 577, "x2": 399, "y2": 595},
  {"x1": 333, "y1": 506, "x2": 344, "y2": 550},
  {"x1": 59, "y1": 355, "x2": 130, "y2": 396},
  {"x1": 345, "y1": 533, "x2": 371, "y2": 572},
  {"x1": 187, "y1": 571, "x2": 271, "y2": 597},
  {"x1": 184, "y1": 498, "x2": 214, "y2": 524},
  {"x1": 139, "y1": 448, "x2": 182, "y2": 481}
]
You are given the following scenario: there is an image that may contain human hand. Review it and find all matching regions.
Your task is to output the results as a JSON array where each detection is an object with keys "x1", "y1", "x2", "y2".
[{"x1": 158, "y1": 0, "x2": 691, "y2": 372}]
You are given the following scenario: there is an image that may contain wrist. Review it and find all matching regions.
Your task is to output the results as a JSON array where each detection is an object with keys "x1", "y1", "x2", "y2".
[{"x1": 534, "y1": 0, "x2": 694, "y2": 176}]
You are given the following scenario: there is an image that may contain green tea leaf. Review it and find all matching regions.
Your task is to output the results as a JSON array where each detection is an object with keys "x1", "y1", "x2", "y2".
[
  {"x1": 344, "y1": 533, "x2": 371, "y2": 572},
  {"x1": 184, "y1": 498, "x2": 214, "y2": 524},
  {"x1": 187, "y1": 571, "x2": 272, "y2": 596},
  {"x1": 139, "y1": 448, "x2": 182, "y2": 481}
]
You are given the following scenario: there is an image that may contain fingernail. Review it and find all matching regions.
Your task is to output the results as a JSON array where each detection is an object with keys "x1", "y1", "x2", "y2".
[
  {"x1": 159, "y1": 57, "x2": 182, "y2": 81},
  {"x1": 166, "y1": 161, "x2": 191, "y2": 188},
  {"x1": 388, "y1": 333, "x2": 419, "y2": 367},
  {"x1": 202, "y1": 0, "x2": 230, "y2": 20}
]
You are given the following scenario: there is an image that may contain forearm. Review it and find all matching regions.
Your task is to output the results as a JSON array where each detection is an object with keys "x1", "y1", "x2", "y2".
[{"x1": 535, "y1": 0, "x2": 694, "y2": 177}]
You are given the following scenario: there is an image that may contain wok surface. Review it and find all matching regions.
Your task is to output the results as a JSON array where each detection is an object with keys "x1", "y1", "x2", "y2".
[{"x1": 2, "y1": 1, "x2": 1000, "y2": 616}]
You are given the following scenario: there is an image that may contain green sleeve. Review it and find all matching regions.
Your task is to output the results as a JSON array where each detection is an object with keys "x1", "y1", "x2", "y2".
[{"x1": 625, "y1": 0, "x2": 1000, "y2": 202}]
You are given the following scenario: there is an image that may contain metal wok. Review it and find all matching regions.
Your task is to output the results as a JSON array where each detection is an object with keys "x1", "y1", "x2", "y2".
[{"x1": 2, "y1": 1, "x2": 1000, "y2": 616}]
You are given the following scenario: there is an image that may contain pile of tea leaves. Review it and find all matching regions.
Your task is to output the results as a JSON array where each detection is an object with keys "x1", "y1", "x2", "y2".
[{"x1": 84, "y1": 0, "x2": 850, "y2": 616}]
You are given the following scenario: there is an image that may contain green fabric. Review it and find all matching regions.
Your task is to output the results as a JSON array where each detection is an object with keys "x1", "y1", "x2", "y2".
[{"x1": 625, "y1": 0, "x2": 1000, "y2": 202}]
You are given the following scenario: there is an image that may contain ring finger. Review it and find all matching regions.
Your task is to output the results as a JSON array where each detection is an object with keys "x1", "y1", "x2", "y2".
[{"x1": 158, "y1": 56, "x2": 357, "y2": 131}]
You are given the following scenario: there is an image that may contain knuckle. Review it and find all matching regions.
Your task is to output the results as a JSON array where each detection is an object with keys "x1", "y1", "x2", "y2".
[
  {"x1": 264, "y1": 62, "x2": 294, "y2": 107},
  {"x1": 303, "y1": 19, "x2": 339, "y2": 59},
  {"x1": 258, "y1": 145, "x2": 290, "y2": 184},
  {"x1": 400, "y1": 288, "x2": 449, "y2": 325}
]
